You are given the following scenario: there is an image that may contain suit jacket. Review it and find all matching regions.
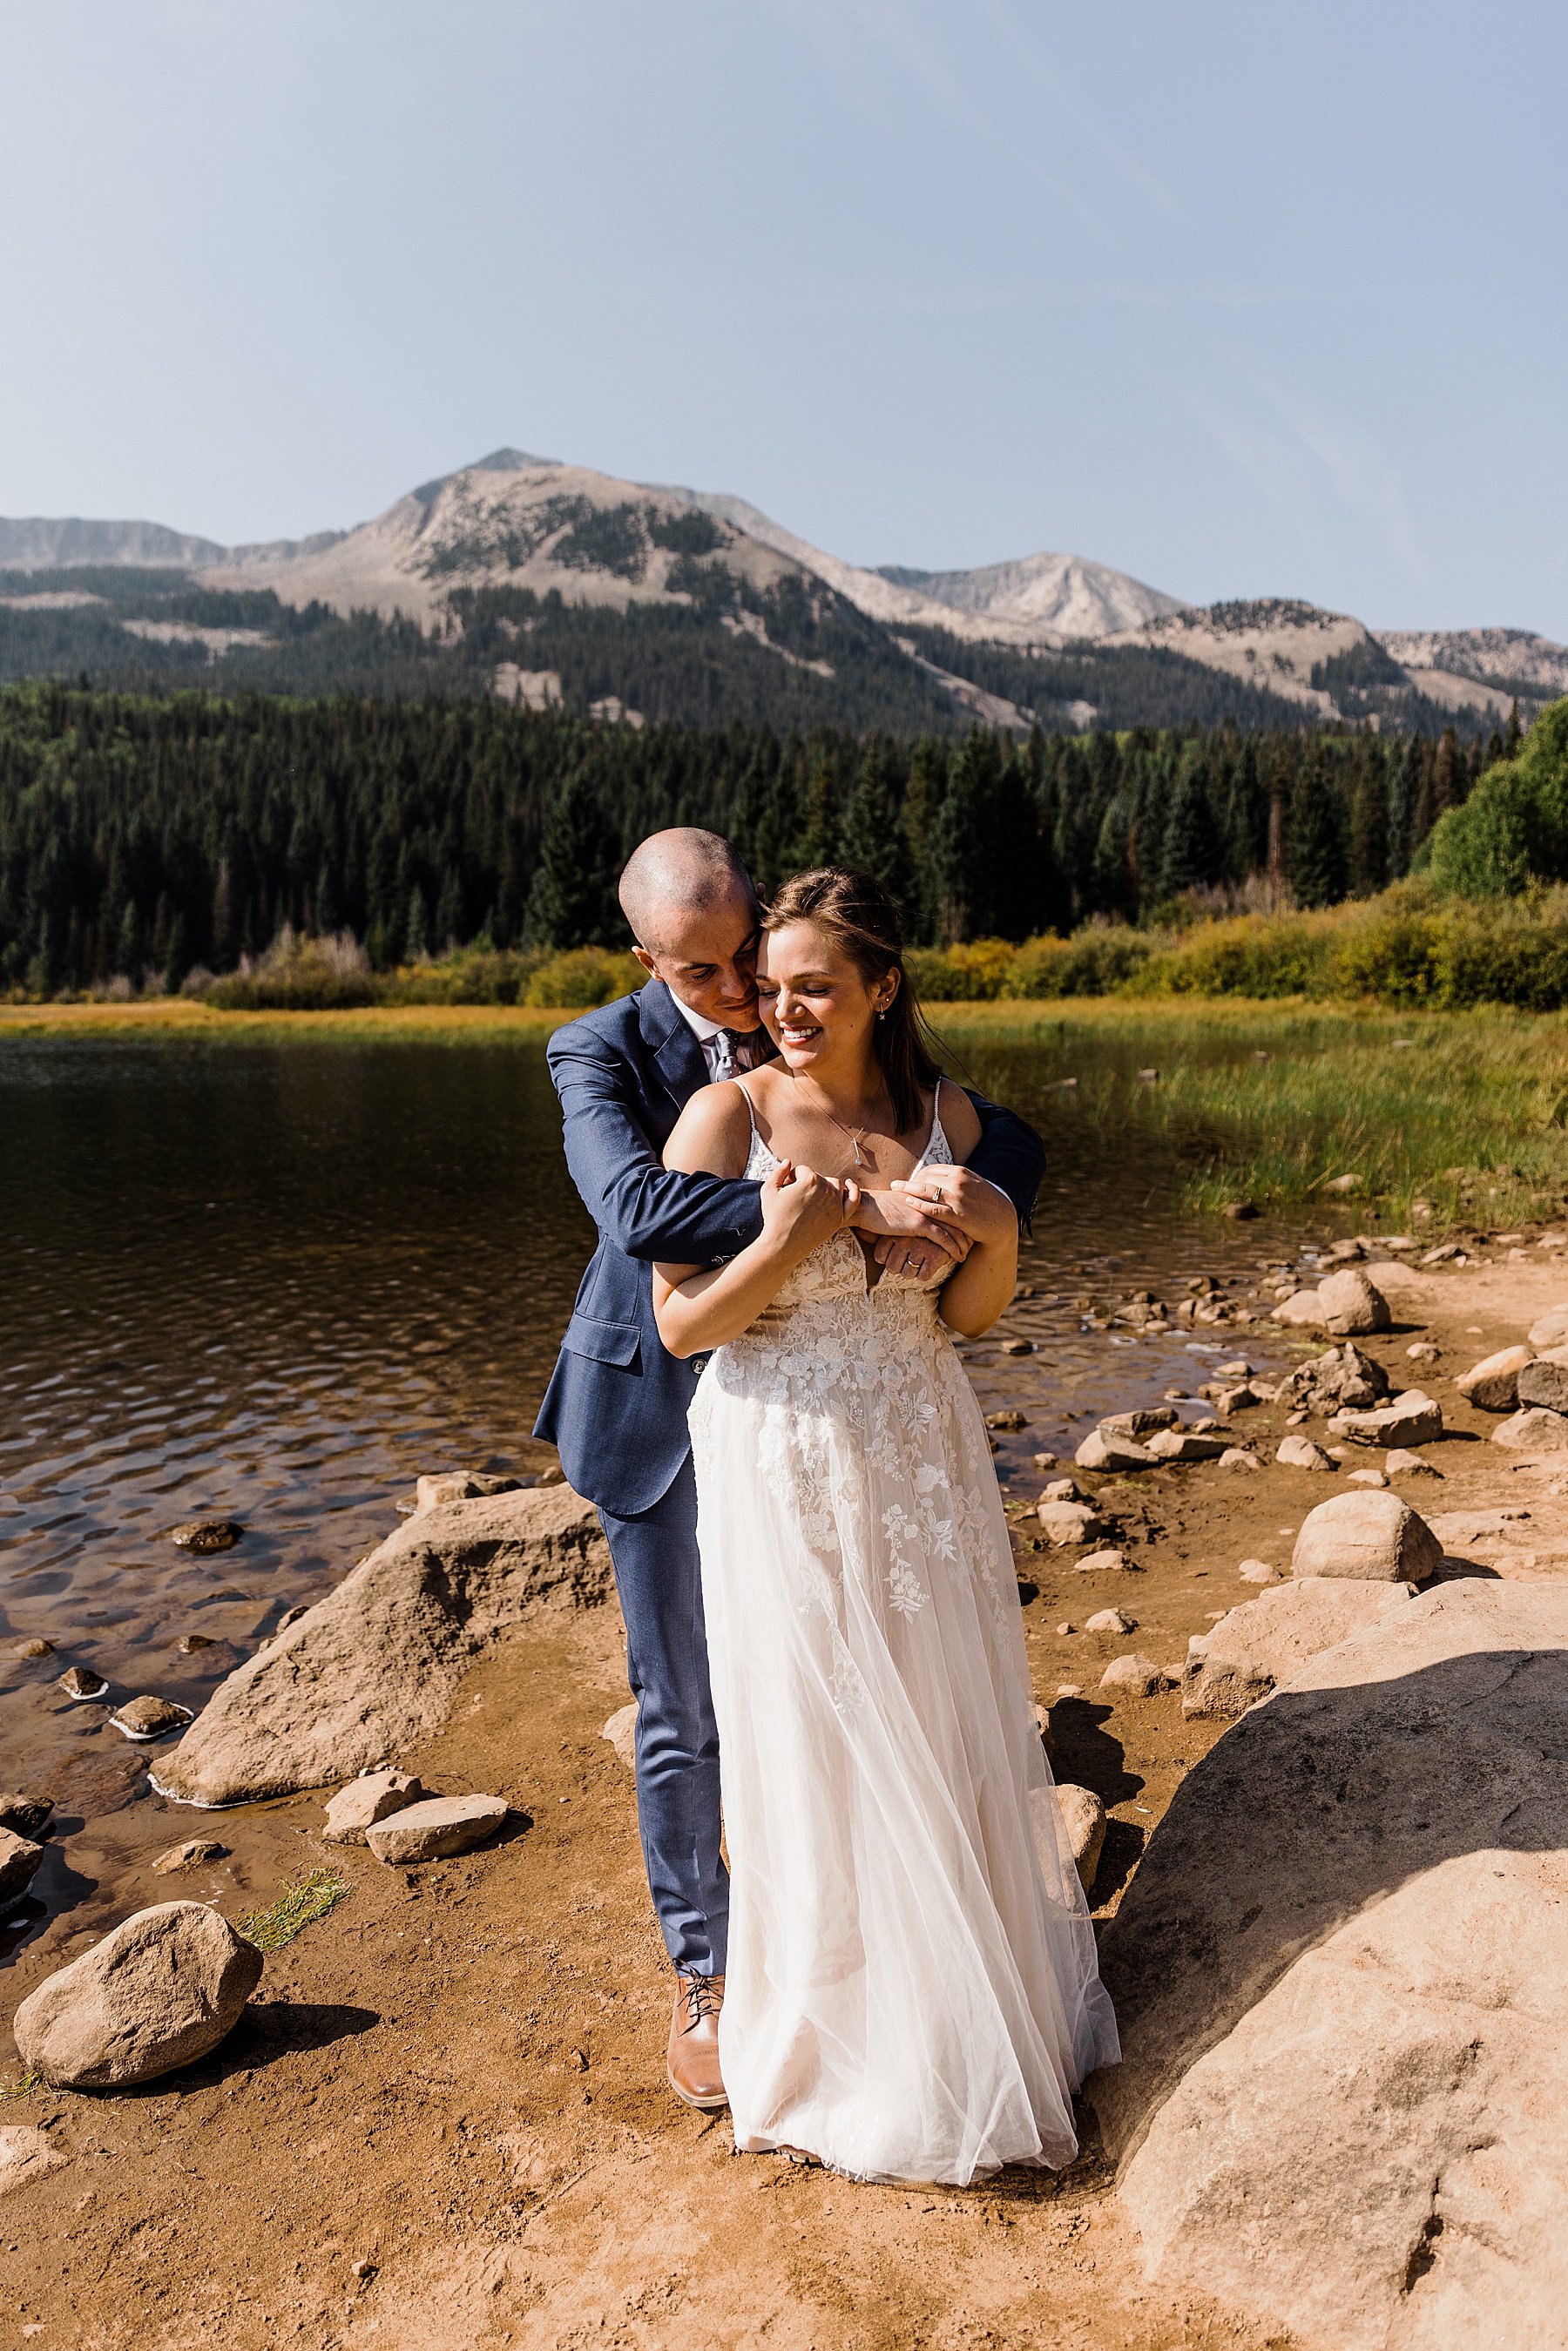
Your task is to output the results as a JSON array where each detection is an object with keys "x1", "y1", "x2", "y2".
[{"x1": 534, "y1": 978, "x2": 1045, "y2": 1517}]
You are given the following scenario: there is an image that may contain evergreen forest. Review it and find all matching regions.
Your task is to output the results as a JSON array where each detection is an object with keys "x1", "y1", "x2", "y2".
[{"x1": 0, "y1": 681, "x2": 1525, "y2": 996}]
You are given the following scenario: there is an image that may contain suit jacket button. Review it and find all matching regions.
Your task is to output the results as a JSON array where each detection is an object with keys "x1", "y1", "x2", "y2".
[{"x1": 691, "y1": 1354, "x2": 708, "y2": 1373}]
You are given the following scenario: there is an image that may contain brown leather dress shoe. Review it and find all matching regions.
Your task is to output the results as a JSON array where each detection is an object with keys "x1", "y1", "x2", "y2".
[{"x1": 666, "y1": 1972, "x2": 727, "y2": 2111}]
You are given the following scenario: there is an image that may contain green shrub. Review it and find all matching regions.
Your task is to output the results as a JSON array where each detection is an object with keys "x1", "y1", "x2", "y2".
[
  {"x1": 1429, "y1": 697, "x2": 1568, "y2": 895},
  {"x1": 521, "y1": 946, "x2": 643, "y2": 1009}
]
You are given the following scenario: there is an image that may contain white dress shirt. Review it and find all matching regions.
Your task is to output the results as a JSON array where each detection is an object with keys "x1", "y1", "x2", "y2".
[{"x1": 671, "y1": 994, "x2": 767, "y2": 1081}]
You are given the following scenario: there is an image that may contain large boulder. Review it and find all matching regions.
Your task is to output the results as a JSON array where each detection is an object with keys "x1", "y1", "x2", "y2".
[
  {"x1": 1092, "y1": 1581, "x2": 1568, "y2": 2349},
  {"x1": 1326, "y1": 1388, "x2": 1443, "y2": 1448},
  {"x1": 1517, "y1": 1348, "x2": 1568, "y2": 1415},
  {"x1": 13, "y1": 1902, "x2": 262, "y2": 2089},
  {"x1": 1456, "y1": 1345, "x2": 1535, "y2": 1412},
  {"x1": 153, "y1": 1484, "x2": 612, "y2": 1807},
  {"x1": 1291, "y1": 1489, "x2": 1442, "y2": 1583},
  {"x1": 1182, "y1": 1577, "x2": 1416, "y2": 1719}
]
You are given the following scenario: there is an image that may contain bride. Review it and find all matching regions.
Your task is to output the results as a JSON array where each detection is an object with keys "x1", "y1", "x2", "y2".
[{"x1": 652, "y1": 865, "x2": 1119, "y2": 2185}]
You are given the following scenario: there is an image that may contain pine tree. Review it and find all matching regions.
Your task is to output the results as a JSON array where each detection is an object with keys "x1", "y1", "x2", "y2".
[
  {"x1": 524, "y1": 766, "x2": 618, "y2": 947},
  {"x1": 1348, "y1": 755, "x2": 1389, "y2": 895},
  {"x1": 1387, "y1": 739, "x2": 1421, "y2": 876},
  {"x1": 1159, "y1": 753, "x2": 1221, "y2": 900},
  {"x1": 1432, "y1": 727, "x2": 1463, "y2": 817},
  {"x1": 840, "y1": 739, "x2": 914, "y2": 916},
  {"x1": 1287, "y1": 756, "x2": 1348, "y2": 909},
  {"x1": 796, "y1": 754, "x2": 842, "y2": 871}
]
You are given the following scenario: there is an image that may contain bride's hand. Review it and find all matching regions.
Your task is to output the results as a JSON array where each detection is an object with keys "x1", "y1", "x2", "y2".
[
  {"x1": 760, "y1": 1159, "x2": 859, "y2": 1256},
  {"x1": 889, "y1": 1165, "x2": 1017, "y2": 1248}
]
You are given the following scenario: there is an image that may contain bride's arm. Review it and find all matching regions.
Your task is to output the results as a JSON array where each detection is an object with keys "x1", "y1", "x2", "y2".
[
  {"x1": 916, "y1": 1084, "x2": 1020, "y2": 1338},
  {"x1": 652, "y1": 1086, "x2": 858, "y2": 1359}
]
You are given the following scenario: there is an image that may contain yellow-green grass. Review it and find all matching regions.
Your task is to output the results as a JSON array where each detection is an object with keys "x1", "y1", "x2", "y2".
[
  {"x1": 0, "y1": 2070, "x2": 42, "y2": 2100},
  {"x1": 233, "y1": 1866, "x2": 351, "y2": 1953},
  {"x1": 4, "y1": 995, "x2": 1565, "y2": 1229}
]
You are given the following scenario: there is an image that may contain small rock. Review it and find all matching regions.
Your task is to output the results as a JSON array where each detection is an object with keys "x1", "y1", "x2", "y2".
[
  {"x1": 0, "y1": 1794, "x2": 54, "y2": 1841},
  {"x1": 109, "y1": 1695, "x2": 194, "y2": 1743},
  {"x1": 1030, "y1": 1451, "x2": 1059, "y2": 1470},
  {"x1": 1077, "y1": 1548, "x2": 1132, "y2": 1576},
  {"x1": 1322, "y1": 1172, "x2": 1362, "y2": 1194},
  {"x1": 1146, "y1": 1429, "x2": 1229, "y2": 1463},
  {"x1": 150, "y1": 1839, "x2": 229, "y2": 1875},
  {"x1": 1237, "y1": 1559, "x2": 1280, "y2": 1584},
  {"x1": 1030, "y1": 1702, "x2": 1057, "y2": 1760},
  {"x1": 1315, "y1": 1268, "x2": 1391, "y2": 1335},
  {"x1": 1043, "y1": 1477, "x2": 1084, "y2": 1503},
  {"x1": 1223, "y1": 1201, "x2": 1259, "y2": 1220},
  {"x1": 1517, "y1": 1349, "x2": 1568, "y2": 1415},
  {"x1": 0, "y1": 1828, "x2": 45, "y2": 1911},
  {"x1": 1326, "y1": 1389, "x2": 1444, "y2": 1449},
  {"x1": 1526, "y1": 1307, "x2": 1568, "y2": 1350},
  {"x1": 1347, "y1": 1468, "x2": 1389, "y2": 1488},
  {"x1": 414, "y1": 1471, "x2": 523, "y2": 1512},
  {"x1": 1406, "y1": 1341, "x2": 1441, "y2": 1361},
  {"x1": 1217, "y1": 1359, "x2": 1253, "y2": 1378},
  {"x1": 1291, "y1": 1490, "x2": 1442, "y2": 1583},
  {"x1": 1456, "y1": 1345, "x2": 1535, "y2": 1412},
  {"x1": 1000, "y1": 1338, "x2": 1036, "y2": 1355},
  {"x1": 363, "y1": 1793, "x2": 510, "y2": 1865},
  {"x1": 0, "y1": 2125, "x2": 69, "y2": 2199},
  {"x1": 602, "y1": 1703, "x2": 638, "y2": 1768},
  {"x1": 3, "y1": 1637, "x2": 54, "y2": 1661},
  {"x1": 350, "y1": 2258, "x2": 378, "y2": 2285},
  {"x1": 1218, "y1": 1448, "x2": 1260, "y2": 1471},
  {"x1": 1053, "y1": 1784, "x2": 1108, "y2": 1890},
  {"x1": 13, "y1": 1902, "x2": 262, "y2": 2087},
  {"x1": 1085, "y1": 1607, "x2": 1136, "y2": 1634},
  {"x1": 1493, "y1": 1407, "x2": 1568, "y2": 1452},
  {"x1": 984, "y1": 1410, "x2": 1029, "y2": 1432},
  {"x1": 1055, "y1": 1683, "x2": 1083, "y2": 1699},
  {"x1": 1075, "y1": 1429, "x2": 1158, "y2": 1473},
  {"x1": 1101, "y1": 1408, "x2": 1179, "y2": 1437},
  {"x1": 1098, "y1": 1654, "x2": 1171, "y2": 1698},
  {"x1": 322, "y1": 1769, "x2": 427, "y2": 1846},
  {"x1": 1213, "y1": 1385, "x2": 1260, "y2": 1415},
  {"x1": 173, "y1": 1633, "x2": 216, "y2": 1655},
  {"x1": 1385, "y1": 1448, "x2": 1442, "y2": 1478},
  {"x1": 1056, "y1": 1621, "x2": 1075, "y2": 1638},
  {"x1": 1037, "y1": 1501, "x2": 1107, "y2": 1547},
  {"x1": 1272, "y1": 1289, "x2": 1327, "y2": 1328},
  {"x1": 57, "y1": 1665, "x2": 108, "y2": 1702},
  {"x1": 169, "y1": 1519, "x2": 244, "y2": 1554}
]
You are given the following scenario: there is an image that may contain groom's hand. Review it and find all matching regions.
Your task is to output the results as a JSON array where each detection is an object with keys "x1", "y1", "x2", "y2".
[
  {"x1": 854, "y1": 1188, "x2": 971, "y2": 1282},
  {"x1": 890, "y1": 1165, "x2": 1018, "y2": 1248}
]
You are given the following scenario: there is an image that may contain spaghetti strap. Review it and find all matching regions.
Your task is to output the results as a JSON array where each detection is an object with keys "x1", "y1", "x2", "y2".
[{"x1": 727, "y1": 1075, "x2": 760, "y2": 1138}]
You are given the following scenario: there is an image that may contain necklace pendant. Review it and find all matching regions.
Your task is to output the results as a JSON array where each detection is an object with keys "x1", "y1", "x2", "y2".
[{"x1": 852, "y1": 1138, "x2": 864, "y2": 1165}]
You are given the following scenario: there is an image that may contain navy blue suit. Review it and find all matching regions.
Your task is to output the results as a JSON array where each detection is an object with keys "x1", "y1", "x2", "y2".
[{"x1": 536, "y1": 978, "x2": 1044, "y2": 1973}]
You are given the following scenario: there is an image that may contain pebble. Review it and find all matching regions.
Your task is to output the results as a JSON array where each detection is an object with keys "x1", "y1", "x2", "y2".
[
  {"x1": 3, "y1": 1638, "x2": 55, "y2": 1662},
  {"x1": 1407, "y1": 1341, "x2": 1442, "y2": 1361},
  {"x1": 1043, "y1": 1477, "x2": 1084, "y2": 1503},
  {"x1": 1056, "y1": 1621, "x2": 1076, "y2": 1637},
  {"x1": 1055, "y1": 1684, "x2": 1083, "y2": 1699},
  {"x1": 1099, "y1": 1653, "x2": 1172, "y2": 1698},
  {"x1": 150, "y1": 1839, "x2": 229, "y2": 1875},
  {"x1": 1076, "y1": 1548, "x2": 1132, "y2": 1575},
  {"x1": 601, "y1": 1704, "x2": 638, "y2": 1768},
  {"x1": 1037, "y1": 1501, "x2": 1107, "y2": 1546},
  {"x1": 1348, "y1": 1468, "x2": 1390, "y2": 1489},
  {"x1": 1385, "y1": 1448, "x2": 1442, "y2": 1478},
  {"x1": 1085, "y1": 1607, "x2": 1136, "y2": 1634},
  {"x1": 1238, "y1": 1559, "x2": 1281, "y2": 1584},
  {"x1": 168, "y1": 1520, "x2": 244, "y2": 1554},
  {"x1": 174, "y1": 1633, "x2": 215, "y2": 1654},
  {"x1": 1031, "y1": 1452, "x2": 1059, "y2": 1470},
  {"x1": 1219, "y1": 1448, "x2": 1261, "y2": 1470},
  {"x1": 57, "y1": 1666, "x2": 108, "y2": 1702},
  {"x1": 108, "y1": 1695, "x2": 193, "y2": 1742},
  {"x1": 1000, "y1": 1338, "x2": 1036, "y2": 1355},
  {"x1": 984, "y1": 1409, "x2": 1029, "y2": 1431}
]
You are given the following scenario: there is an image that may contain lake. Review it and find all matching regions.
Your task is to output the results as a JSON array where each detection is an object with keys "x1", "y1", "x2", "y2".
[{"x1": 1, "y1": 1020, "x2": 1319, "y2": 1952}]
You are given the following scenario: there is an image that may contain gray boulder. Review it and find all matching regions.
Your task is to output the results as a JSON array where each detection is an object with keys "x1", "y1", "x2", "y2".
[
  {"x1": 0, "y1": 1827, "x2": 44, "y2": 1912},
  {"x1": 153, "y1": 1484, "x2": 612, "y2": 1807},
  {"x1": 1517, "y1": 1348, "x2": 1568, "y2": 1415},
  {"x1": 1182, "y1": 1577, "x2": 1416, "y2": 1719},
  {"x1": 1092, "y1": 1581, "x2": 1568, "y2": 2351},
  {"x1": 1326, "y1": 1388, "x2": 1443, "y2": 1448},
  {"x1": 1052, "y1": 1784, "x2": 1107, "y2": 1892},
  {"x1": 1291, "y1": 1489, "x2": 1442, "y2": 1583},
  {"x1": 1279, "y1": 1343, "x2": 1391, "y2": 1415},
  {"x1": 1493, "y1": 1406, "x2": 1568, "y2": 1451},
  {"x1": 363, "y1": 1792, "x2": 508, "y2": 1864},
  {"x1": 1075, "y1": 1429, "x2": 1158, "y2": 1472},
  {"x1": 1456, "y1": 1344, "x2": 1535, "y2": 1411},
  {"x1": 322, "y1": 1768, "x2": 426, "y2": 1846},
  {"x1": 13, "y1": 1902, "x2": 262, "y2": 2089}
]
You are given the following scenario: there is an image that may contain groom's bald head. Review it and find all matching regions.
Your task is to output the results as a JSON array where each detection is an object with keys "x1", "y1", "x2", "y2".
[{"x1": 620, "y1": 828, "x2": 761, "y2": 1030}]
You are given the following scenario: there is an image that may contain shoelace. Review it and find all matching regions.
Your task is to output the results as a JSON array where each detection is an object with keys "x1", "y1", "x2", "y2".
[{"x1": 678, "y1": 1972, "x2": 722, "y2": 2028}]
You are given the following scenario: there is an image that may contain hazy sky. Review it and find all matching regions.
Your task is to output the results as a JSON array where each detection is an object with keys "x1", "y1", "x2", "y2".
[{"x1": 3, "y1": 2, "x2": 1564, "y2": 634}]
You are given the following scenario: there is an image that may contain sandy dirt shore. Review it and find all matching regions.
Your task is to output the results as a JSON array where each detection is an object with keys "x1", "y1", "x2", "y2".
[{"x1": 4, "y1": 1240, "x2": 1566, "y2": 2350}]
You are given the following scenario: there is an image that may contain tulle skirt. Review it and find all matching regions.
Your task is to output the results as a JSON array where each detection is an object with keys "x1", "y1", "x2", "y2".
[{"x1": 689, "y1": 1287, "x2": 1119, "y2": 2186}]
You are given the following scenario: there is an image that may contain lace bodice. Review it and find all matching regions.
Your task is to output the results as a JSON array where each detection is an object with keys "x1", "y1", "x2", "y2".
[{"x1": 734, "y1": 1084, "x2": 954, "y2": 1318}]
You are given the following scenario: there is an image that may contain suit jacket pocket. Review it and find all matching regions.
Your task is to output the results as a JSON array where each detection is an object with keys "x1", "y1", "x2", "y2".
[{"x1": 561, "y1": 1311, "x2": 641, "y2": 1369}]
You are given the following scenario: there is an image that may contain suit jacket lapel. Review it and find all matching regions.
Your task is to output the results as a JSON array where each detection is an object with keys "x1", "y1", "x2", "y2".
[{"x1": 639, "y1": 979, "x2": 710, "y2": 1111}]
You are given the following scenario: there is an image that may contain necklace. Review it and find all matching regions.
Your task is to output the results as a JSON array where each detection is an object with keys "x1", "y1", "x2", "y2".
[{"x1": 822, "y1": 1109, "x2": 870, "y2": 1167}]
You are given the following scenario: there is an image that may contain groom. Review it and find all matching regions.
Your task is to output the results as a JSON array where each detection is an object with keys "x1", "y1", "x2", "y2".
[{"x1": 535, "y1": 828, "x2": 1045, "y2": 2110}]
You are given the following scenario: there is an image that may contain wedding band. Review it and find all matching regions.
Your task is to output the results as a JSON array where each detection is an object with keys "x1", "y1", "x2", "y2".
[{"x1": 931, "y1": 1186, "x2": 944, "y2": 1205}]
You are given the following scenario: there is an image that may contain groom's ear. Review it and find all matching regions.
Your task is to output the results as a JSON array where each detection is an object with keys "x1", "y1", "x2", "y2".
[{"x1": 632, "y1": 947, "x2": 659, "y2": 980}]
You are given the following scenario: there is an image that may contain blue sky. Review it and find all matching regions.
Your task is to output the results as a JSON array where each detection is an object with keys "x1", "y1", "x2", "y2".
[{"x1": 3, "y1": 1, "x2": 1564, "y2": 634}]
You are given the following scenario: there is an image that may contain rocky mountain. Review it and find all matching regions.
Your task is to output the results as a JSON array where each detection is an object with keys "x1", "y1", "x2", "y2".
[{"x1": 0, "y1": 449, "x2": 1558, "y2": 735}]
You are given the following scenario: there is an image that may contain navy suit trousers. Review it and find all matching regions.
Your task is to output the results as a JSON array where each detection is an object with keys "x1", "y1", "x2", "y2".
[{"x1": 596, "y1": 1456, "x2": 729, "y2": 1977}]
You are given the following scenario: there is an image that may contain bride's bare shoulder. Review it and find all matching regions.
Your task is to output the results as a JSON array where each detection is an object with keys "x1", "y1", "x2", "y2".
[
  {"x1": 935, "y1": 1077, "x2": 982, "y2": 1162},
  {"x1": 664, "y1": 1081, "x2": 754, "y2": 1178}
]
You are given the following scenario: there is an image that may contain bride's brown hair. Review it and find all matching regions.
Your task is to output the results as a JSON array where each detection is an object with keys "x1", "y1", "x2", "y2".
[{"x1": 762, "y1": 867, "x2": 943, "y2": 1134}]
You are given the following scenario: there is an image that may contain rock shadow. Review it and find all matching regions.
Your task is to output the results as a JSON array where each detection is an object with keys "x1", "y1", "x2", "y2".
[{"x1": 1087, "y1": 1625, "x2": 1568, "y2": 2167}]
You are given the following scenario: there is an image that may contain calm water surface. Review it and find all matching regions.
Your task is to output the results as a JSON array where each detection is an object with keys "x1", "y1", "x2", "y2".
[{"x1": 2, "y1": 1027, "x2": 1323, "y2": 1954}]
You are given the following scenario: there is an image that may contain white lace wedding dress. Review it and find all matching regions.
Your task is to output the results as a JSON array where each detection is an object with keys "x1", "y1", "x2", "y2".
[{"x1": 687, "y1": 1094, "x2": 1119, "y2": 2185}]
